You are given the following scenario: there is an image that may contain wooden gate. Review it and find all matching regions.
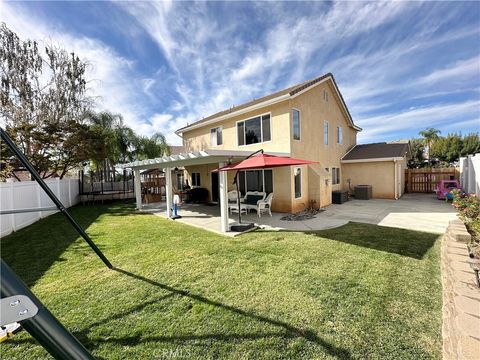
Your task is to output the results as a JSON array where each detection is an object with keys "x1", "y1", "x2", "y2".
[{"x1": 405, "y1": 168, "x2": 458, "y2": 193}]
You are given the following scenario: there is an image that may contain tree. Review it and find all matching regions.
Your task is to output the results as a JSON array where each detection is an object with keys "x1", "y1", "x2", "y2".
[
  {"x1": 134, "y1": 132, "x2": 170, "y2": 160},
  {"x1": 82, "y1": 110, "x2": 170, "y2": 183},
  {"x1": 419, "y1": 127, "x2": 441, "y2": 165},
  {"x1": 0, "y1": 23, "x2": 91, "y2": 179},
  {"x1": 430, "y1": 132, "x2": 480, "y2": 164},
  {"x1": 461, "y1": 132, "x2": 480, "y2": 156},
  {"x1": 407, "y1": 138, "x2": 426, "y2": 168}
]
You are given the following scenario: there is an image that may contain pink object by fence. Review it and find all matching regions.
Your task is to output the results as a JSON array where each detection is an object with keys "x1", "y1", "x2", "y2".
[{"x1": 436, "y1": 179, "x2": 460, "y2": 200}]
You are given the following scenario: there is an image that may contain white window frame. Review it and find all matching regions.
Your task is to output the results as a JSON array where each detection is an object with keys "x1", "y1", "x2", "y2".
[
  {"x1": 239, "y1": 169, "x2": 274, "y2": 194},
  {"x1": 292, "y1": 108, "x2": 301, "y2": 141},
  {"x1": 294, "y1": 167, "x2": 302, "y2": 199},
  {"x1": 210, "y1": 126, "x2": 223, "y2": 147},
  {"x1": 191, "y1": 172, "x2": 201, "y2": 187},
  {"x1": 332, "y1": 167, "x2": 340, "y2": 185},
  {"x1": 236, "y1": 112, "x2": 272, "y2": 147},
  {"x1": 324, "y1": 120, "x2": 329, "y2": 146},
  {"x1": 337, "y1": 126, "x2": 343, "y2": 145}
]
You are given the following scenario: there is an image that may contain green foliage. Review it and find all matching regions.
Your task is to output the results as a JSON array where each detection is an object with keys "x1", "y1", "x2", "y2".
[
  {"x1": 134, "y1": 132, "x2": 170, "y2": 160},
  {"x1": 1, "y1": 24, "x2": 171, "y2": 180},
  {"x1": 83, "y1": 110, "x2": 170, "y2": 171},
  {"x1": 451, "y1": 189, "x2": 480, "y2": 230},
  {"x1": 408, "y1": 138, "x2": 426, "y2": 168},
  {"x1": 411, "y1": 128, "x2": 480, "y2": 168},
  {"x1": 1, "y1": 22, "x2": 90, "y2": 179},
  {"x1": 451, "y1": 189, "x2": 480, "y2": 248},
  {"x1": 461, "y1": 133, "x2": 480, "y2": 156},
  {"x1": 430, "y1": 132, "x2": 480, "y2": 164},
  {"x1": 419, "y1": 127, "x2": 441, "y2": 145}
]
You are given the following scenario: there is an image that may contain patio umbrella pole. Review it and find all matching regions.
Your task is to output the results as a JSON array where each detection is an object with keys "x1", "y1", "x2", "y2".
[
  {"x1": 234, "y1": 171, "x2": 242, "y2": 224},
  {"x1": 0, "y1": 128, "x2": 112, "y2": 269},
  {"x1": 1, "y1": 259, "x2": 95, "y2": 360},
  {"x1": 232, "y1": 149, "x2": 264, "y2": 226}
]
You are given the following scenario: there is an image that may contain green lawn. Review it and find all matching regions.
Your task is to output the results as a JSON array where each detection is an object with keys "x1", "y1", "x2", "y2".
[{"x1": 1, "y1": 202, "x2": 442, "y2": 359}]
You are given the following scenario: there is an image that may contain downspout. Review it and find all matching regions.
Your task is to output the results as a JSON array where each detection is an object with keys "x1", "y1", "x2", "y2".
[{"x1": 393, "y1": 159, "x2": 398, "y2": 200}]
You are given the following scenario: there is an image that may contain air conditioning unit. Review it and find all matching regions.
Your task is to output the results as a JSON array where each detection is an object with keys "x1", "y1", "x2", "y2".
[
  {"x1": 332, "y1": 190, "x2": 348, "y2": 204},
  {"x1": 354, "y1": 185, "x2": 372, "y2": 200}
]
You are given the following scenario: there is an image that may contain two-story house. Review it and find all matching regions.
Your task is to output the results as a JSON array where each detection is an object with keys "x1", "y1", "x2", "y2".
[
  {"x1": 124, "y1": 72, "x2": 410, "y2": 233},
  {"x1": 175, "y1": 73, "x2": 362, "y2": 213}
]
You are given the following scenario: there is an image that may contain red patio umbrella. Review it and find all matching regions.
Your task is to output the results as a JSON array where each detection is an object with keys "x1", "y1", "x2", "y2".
[
  {"x1": 218, "y1": 153, "x2": 316, "y2": 171},
  {"x1": 219, "y1": 150, "x2": 317, "y2": 230}
]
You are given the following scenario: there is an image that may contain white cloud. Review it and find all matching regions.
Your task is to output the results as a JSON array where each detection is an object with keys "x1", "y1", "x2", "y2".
[
  {"x1": 2, "y1": 1, "x2": 478, "y2": 148},
  {"x1": 357, "y1": 100, "x2": 480, "y2": 142},
  {"x1": 418, "y1": 57, "x2": 480, "y2": 85},
  {"x1": 117, "y1": 0, "x2": 422, "y2": 145}
]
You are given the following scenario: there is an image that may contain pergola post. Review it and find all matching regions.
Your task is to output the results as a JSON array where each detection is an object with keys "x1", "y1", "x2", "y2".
[
  {"x1": 134, "y1": 168, "x2": 142, "y2": 210},
  {"x1": 165, "y1": 167, "x2": 172, "y2": 218},
  {"x1": 219, "y1": 162, "x2": 229, "y2": 233}
]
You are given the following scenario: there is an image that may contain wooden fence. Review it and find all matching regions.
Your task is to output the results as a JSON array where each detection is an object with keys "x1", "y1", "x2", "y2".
[{"x1": 405, "y1": 168, "x2": 458, "y2": 193}]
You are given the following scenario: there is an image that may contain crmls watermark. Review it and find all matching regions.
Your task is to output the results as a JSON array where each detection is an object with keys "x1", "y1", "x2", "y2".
[{"x1": 155, "y1": 348, "x2": 192, "y2": 359}]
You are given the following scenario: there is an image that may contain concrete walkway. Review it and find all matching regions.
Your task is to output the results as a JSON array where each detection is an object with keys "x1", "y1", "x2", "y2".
[{"x1": 143, "y1": 193, "x2": 456, "y2": 236}]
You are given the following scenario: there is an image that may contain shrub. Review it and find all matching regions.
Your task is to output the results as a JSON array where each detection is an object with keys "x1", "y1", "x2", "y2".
[{"x1": 451, "y1": 189, "x2": 480, "y2": 240}]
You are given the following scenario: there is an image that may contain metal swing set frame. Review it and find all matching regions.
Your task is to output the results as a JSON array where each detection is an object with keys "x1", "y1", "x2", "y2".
[{"x1": 1, "y1": 128, "x2": 112, "y2": 359}]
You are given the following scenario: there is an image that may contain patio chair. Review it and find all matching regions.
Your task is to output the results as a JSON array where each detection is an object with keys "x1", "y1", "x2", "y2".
[
  {"x1": 227, "y1": 190, "x2": 239, "y2": 203},
  {"x1": 242, "y1": 191, "x2": 266, "y2": 213},
  {"x1": 256, "y1": 193, "x2": 274, "y2": 217}
]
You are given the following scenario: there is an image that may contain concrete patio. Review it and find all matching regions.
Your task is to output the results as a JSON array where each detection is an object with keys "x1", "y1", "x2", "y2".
[{"x1": 142, "y1": 193, "x2": 457, "y2": 236}]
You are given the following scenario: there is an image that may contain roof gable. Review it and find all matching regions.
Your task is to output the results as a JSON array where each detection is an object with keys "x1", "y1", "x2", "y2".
[{"x1": 176, "y1": 73, "x2": 361, "y2": 135}]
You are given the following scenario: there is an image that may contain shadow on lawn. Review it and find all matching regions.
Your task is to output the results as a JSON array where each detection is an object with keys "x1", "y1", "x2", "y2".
[
  {"x1": 308, "y1": 222, "x2": 440, "y2": 259},
  {"x1": 0, "y1": 202, "x2": 135, "y2": 287},
  {"x1": 102, "y1": 267, "x2": 353, "y2": 359},
  {"x1": 9, "y1": 267, "x2": 353, "y2": 358}
]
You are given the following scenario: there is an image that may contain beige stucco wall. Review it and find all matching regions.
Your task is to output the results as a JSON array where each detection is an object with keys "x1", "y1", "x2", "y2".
[
  {"x1": 182, "y1": 101, "x2": 291, "y2": 154},
  {"x1": 342, "y1": 161, "x2": 398, "y2": 199},
  {"x1": 289, "y1": 80, "x2": 358, "y2": 208},
  {"x1": 180, "y1": 78, "x2": 359, "y2": 212}
]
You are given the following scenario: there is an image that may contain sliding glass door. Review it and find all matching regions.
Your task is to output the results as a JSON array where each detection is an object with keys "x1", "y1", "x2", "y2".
[{"x1": 238, "y1": 169, "x2": 273, "y2": 195}]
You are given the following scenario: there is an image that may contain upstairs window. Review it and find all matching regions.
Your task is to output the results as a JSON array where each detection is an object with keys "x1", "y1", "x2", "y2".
[
  {"x1": 323, "y1": 89, "x2": 329, "y2": 102},
  {"x1": 237, "y1": 114, "x2": 271, "y2": 146},
  {"x1": 324, "y1": 121, "x2": 329, "y2": 145},
  {"x1": 292, "y1": 109, "x2": 300, "y2": 140},
  {"x1": 191, "y1": 172, "x2": 201, "y2": 186},
  {"x1": 337, "y1": 126, "x2": 343, "y2": 144},
  {"x1": 210, "y1": 126, "x2": 223, "y2": 146}
]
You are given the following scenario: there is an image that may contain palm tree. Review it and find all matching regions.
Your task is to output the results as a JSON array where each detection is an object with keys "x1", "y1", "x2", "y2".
[
  {"x1": 134, "y1": 132, "x2": 170, "y2": 160},
  {"x1": 419, "y1": 127, "x2": 441, "y2": 166},
  {"x1": 83, "y1": 111, "x2": 123, "y2": 182}
]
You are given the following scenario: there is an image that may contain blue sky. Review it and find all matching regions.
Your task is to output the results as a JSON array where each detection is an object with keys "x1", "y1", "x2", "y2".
[{"x1": 1, "y1": 1, "x2": 479, "y2": 145}]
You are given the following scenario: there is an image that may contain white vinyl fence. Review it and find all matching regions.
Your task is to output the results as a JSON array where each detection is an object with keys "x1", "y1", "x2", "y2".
[
  {"x1": 0, "y1": 178, "x2": 79, "y2": 238},
  {"x1": 459, "y1": 153, "x2": 480, "y2": 196}
]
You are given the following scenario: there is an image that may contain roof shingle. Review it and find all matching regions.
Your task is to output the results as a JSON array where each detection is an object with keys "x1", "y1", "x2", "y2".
[{"x1": 342, "y1": 143, "x2": 410, "y2": 161}]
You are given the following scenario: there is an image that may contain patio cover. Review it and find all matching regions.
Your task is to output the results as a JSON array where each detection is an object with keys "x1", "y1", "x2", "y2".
[{"x1": 119, "y1": 149, "x2": 290, "y2": 233}]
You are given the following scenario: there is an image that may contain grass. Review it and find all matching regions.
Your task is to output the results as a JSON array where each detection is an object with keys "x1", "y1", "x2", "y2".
[{"x1": 1, "y1": 202, "x2": 442, "y2": 359}]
